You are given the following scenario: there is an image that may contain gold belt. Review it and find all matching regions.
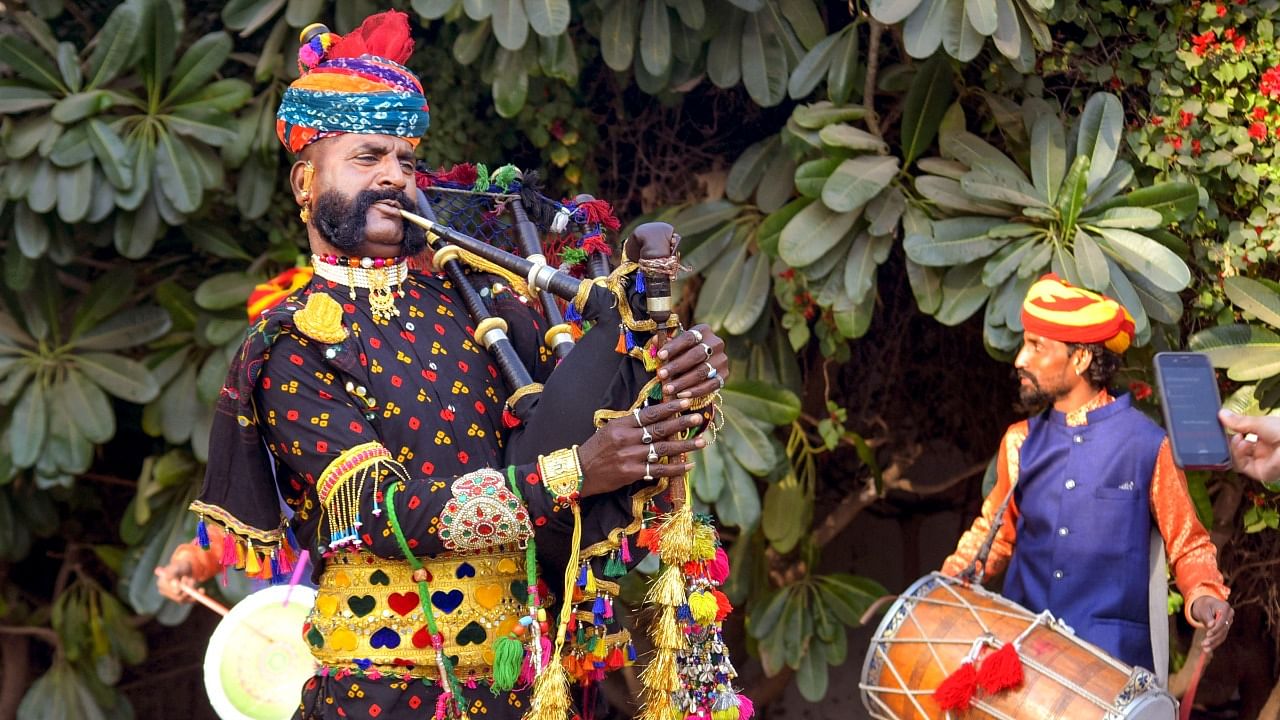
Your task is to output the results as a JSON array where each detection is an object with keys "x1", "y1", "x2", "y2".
[{"x1": 306, "y1": 548, "x2": 529, "y2": 678}]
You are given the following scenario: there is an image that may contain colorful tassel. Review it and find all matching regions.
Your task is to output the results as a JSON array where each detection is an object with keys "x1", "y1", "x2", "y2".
[
  {"x1": 564, "y1": 302, "x2": 582, "y2": 323},
  {"x1": 687, "y1": 591, "x2": 718, "y2": 626},
  {"x1": 196, "y1": 519, "x2": 210, "y2": 549},
  {"x1": 647, "y1": 565, "x2": 688, "y2": 607},
  {"x1": 472, "y1": 163, "x2": 489, "y2": 193},
  {"x1": 736, "y1": 694, "x2": 754, "y2": 720},
  {"x1": 934, "y1": 661, "x2": 978, "y2": 712},
  {"x1": 244, "y1": 546, "x2": 261, "y2": 574},
  {"x1": 491, "y1": 635, "x2": 525, "y2": 691},
  {"x1": 624, "y1": 328, "x2": 637, "y2": 352},
  {"x1": 502, "y1": 408, "x2": 522, "y2": 428},
  {"x1": 621, "y1": 536, "x2": 633, "y2": 564},
  {"x1": 977, "y1": 642, "x2": 1024, "y2": 694},
  {"x1": 707, "y1": 547, "x2": 730, "y2": 584},
  {"x1": 635, "y1": 271, "x2": 646, "y2": 293},
  {"x1": 221, "y1": 534, "x2": 238, "y2": 567},
  {"x1": 711, "y1": 589, "x2": 733, "y2": 623},
  {"x1": 604, "y1": 550, "x2": 627, "y2": 578}
]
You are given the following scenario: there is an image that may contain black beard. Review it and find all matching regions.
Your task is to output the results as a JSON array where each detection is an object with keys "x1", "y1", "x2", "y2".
[
  {"x1": 1014, "y1": 369, "x2": 1053, "y2": 416},
  {"x1": 311, "y1": 188, "x2": 427, "y2": 256}
]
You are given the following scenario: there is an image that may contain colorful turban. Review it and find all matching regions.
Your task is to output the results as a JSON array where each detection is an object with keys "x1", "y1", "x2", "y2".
[
  {"x1": 247, "y1": 266, "x2": 313, "y2": 323},
  {"x1": 1021, "y1": 273, "x2": 1136, "y2": 354},
  {"x1": 275, "y1": 11, "x2": 430, "y2": 153}
]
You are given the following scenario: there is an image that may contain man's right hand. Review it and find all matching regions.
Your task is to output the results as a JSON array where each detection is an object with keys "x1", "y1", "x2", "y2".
[
  {"x1": 1219, "y1": 410, "x2": 1280, "y2": 484},
  {"x1": 577, "y1": 398, "x2": 705, "y2": 497},
  {"x1": 155, "y1": 558, "x2": 198, "y2": 603}
]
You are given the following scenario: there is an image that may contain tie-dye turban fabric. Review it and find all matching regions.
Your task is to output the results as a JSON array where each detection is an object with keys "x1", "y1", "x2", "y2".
[
  {"x1": 1021, "y1": 273, "x2": 1136, "y2": 354},
  {"x1": 275, "y1": 10, "x2": 430, "y2": 153}
]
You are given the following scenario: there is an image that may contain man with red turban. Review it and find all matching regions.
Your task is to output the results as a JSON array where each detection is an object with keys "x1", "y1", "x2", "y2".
[{"x1": 943, "y1": 274, "x2": 1232, "y2": 679}]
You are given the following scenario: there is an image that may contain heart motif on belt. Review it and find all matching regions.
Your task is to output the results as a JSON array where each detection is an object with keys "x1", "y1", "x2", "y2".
[
  {"x1": 306, "y1": 626, "x2": 324, "y2": 648},
  {"x1": 496, "y1": 558, "x2": 518, "y2": 574},
  {"x1": 431, "y1": 589, "x2": 464, "y2": 614},
  {"x1": 474, "y1": 584, "x2": 504, "y2": 610},
  {"x1": 370, "y1": 627, "x2": 401, "y2": 649},
  {"x1": 510, "y1": 580, "x2": 527, "y2": 599},
  {"x1": 330, "y1": 570, "x2": 351, "y2": 588},
  {"x1": 494, "y1": 616, "x2": 518, "y2": 638},
  {"x1": 411, "y1": 625, "x2": 431, "y2": 649},
  {"x1": 348, "y1": 594, "x2": 376, "y2": 617},
  {"x1": 315, "y1": 595, "x2": 339, "y2": 616},
  {"x1": 455, "y1": 562, "x2": 476, "y2": 579},
  {"x1": 328, "y1": 628, "x2": 358, "y2": 651},
  {"x1": 388, "y1": 592, "x2": 420, "y2": 616},
  {"x1": 369, "y1": 569, "x2": 391, "y2": 586},
  {"x1": 456, "y1": 621, "x2": 487, "y2": 646}
]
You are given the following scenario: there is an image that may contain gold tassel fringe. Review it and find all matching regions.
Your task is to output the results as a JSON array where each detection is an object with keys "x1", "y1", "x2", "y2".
[
  {"x1": 646, "y1": 564, "x2": 687, "y2": 607},
  {"x1": 652, "y1": 606, "x2": 686, "y2": 651},
  {"x1": 657, "y1": 505, "x2": 694, "y2": 565}
]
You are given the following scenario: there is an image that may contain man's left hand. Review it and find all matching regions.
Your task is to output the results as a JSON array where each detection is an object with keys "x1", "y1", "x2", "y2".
[
  {"x1": 1191, "y1": 596, "x2": 1233, "y2": 653},
  {"x1": 656, "y1": 324, "x2": 728, "y2": 399}
]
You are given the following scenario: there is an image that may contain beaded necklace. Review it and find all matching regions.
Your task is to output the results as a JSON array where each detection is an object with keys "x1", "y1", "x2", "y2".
[{"x1": 310, "y1": 254, "x2": 409, "y2": 321}]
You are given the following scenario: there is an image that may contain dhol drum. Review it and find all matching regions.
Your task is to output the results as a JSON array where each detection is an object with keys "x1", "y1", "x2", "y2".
[
  {"x1": 203, "y1": 585, "x2": 319, "y2": 720},
  {"x1": 860, "y1": 573, "x2": 1176, "y2": 719}
]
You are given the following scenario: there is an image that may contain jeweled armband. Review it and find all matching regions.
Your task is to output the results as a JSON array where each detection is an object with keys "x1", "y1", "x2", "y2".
[{"x1": 538, "y1": 446, "x2": 583, "y2": 504}]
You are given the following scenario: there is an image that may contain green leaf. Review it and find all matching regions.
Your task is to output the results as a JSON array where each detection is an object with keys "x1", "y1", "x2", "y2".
[
  {"x1": 86, "y1": 4, "x2": 140, "y2": 89},
  {"x1": 935, "y1": 260, "x2": 988, "y2": 326},
  {"x1": 869, "y1": 0, "x2": 926, "y2": 24},
  {"x1": 723, "y1": 252, "x2": 772, "y2": 334},
  {"x1": 941, "y1": 130, "x2": 1029, "y2": 185},
  {"x1": 750, "y1": 587, "x2": 794, "y2": 638},
  {"x1": 14, "y1": 203, "x2": 50, "y2": 259},
  {"x1": 493, "y1": 0, "x2": 530, "y2": 51},
  {"x1": 795, "y1": 638, "x2": 829, "y2": 700},
  {"x1": 154, "y1": 131, "x2": 203, "y2": 213},
  {"x1": 779, "y1": 199, "x2": 859, "y2": 267},
  {"x1": 222, "y1": 0, "x2": 287, "y2": 35},
  {"x1": 788, "y1": 30, "x2": 841, "y2": 100},
  {"x1": 55, "y1": 42, "x2": 82, "y2": 92},
  {"x1": 825, "y1": 27, "x2": 859, "y2": 105},
  {"x1": 960, "y1": 169, "x2": 1048, "y2": 208},
  {"x1": 727, "y1": 138, "x2": 774, "y2": 203},
  {"x1": 76, "y1": 352, "x2": 160, "y2": 404},
  {"x1": 1071, "y1": 229, "x2": 1109, "y2": 291},
  {"x1": 601, "y1": 0, "x2": 639, "y2": 72},
  {"x1": 0, "y1": 35, "x2": 64, "y2": 91},
  {"x1": 722, "y1": 409, "x2": 777, "y2": 475},
  {"x1": 58, "y1": 370, "x2": 115, "y2": 444},
  {"x1": 780, "y1": 0, "x2": 826, "y2": 48},
  {"x1": 903, "y1": 217, "x2": 1006, "y2": 266},
  {"x1": 1056, "y1": 154, "x2": 1090, "y2": 240},
  {"x1": 113, "y1": 199, "x2": 161, "y2": 259},
  {"x1": 194, "y1": 272, "x2": 259, "y2": 311},
  {"x1": 1224, "y1": 277, "x2": 1280, "y2": 328},
  {"x1": 0, "y1": 85, "x2": 57, "y2": 113},
  {"x1": 1115, "y1": 182, "x2": 1198, "y2": 225},
  {"x1": 673, "y1": 0, "x2": 705, "y2": 29},
  {"x1": 866, "y1": 186, "x2": 905, "y2": 237},
  {"x1": 522, "y1": 0, "x2": 569, "y2": 35},
  {"x1": 1093, "y1": 227, "x2": 1190, "y2": 293},
  {"x1": 166, "y1": 107, "x2": 239, "y2": 145},
  {"x1": 492, "y1": 48, "x2": 529, "y2": 118},
  {"x1": 49, "y1": 123, "x2": 94, "y2": 168},
  {"x1": 762, "y1": 473, "x2": 808, "y2": 553},
  {"x1": 717, "y1": 451, "x2": 762, "y2": 528},
  {"x1": 56, "y1": 162, "x2": 94, "y2": 223},
  {"x1": 817, "y1": 572, "x2": 887, "y2": 624},
  {"x1": 10, "y1": 382, "x2": 47, "y2": 469},
  {"x1": 844, "y1": 232, "x2": 887, "y2": 303},
  {"x1": 164, "y1": 33, "x2": 233, "y2": 105},
  {"x1": 692, "y1": 440, "x2": 725, "y2": 503},
  {"x1": 1029, "y1": 113, "x2": 1066, "y2": 203},
  {"x1": 818, "y1": 124, "x2": 889, "y2": 153},
  {"x1": 900, "y1": 52, "x2": 954, "y2": 165},
  {"x1": 966, "y1": 0, "x2": 998, "y2": 34},
  {"x1": 1075, "y1": 92, "x2": 1123, "y2": 193},
  {"x1": 906, "y1": 259, "x2": 943, "y2": 315},
  {"x1": 795, "y1": 157, "x2": 840, "y2": 198},
  {"x1": 414, "y1": 0, "x2": 460, "y2": 18},
  {"x1": 1083, "y1": 207, "x2": 1163, "y2": 230},
  {"x1": 75, "y1": 307, "x2": 172, "y2": 351},
  {"x1": 821, "y1": 156, "x2": 897, "y2": 213},
  {"x1": 638, "y1": 0, "x2": 671, "y2": 76},
  {"x1": 722, "y1": 381, "x2": 801, "y2": 425},
  {"x1": 86, "y1": 119, "x2": 134, "y2": 191},
  {"x1": 742, "y1": 10, "x2": 788, "y2": 107},
  {"x1": 71, "y1": 268, "x2": 136, "y2": 340},
  {"x1": 696, "y1": 243, "x2": 748, "y2": 329},
  {"x1": 672, "y1": 199, "x2": 742, "y2": 235},
  {"x1": 982, "y1": 236, "x2": 1036, "y2": 288},
  {"x1": 903, "y1": 0, "x2": 946, "y2": 58},
  {"x1": 941, "y1": 0, "x2": 983, "y2": 62},
  {"x1": 142, "y1": 0, "x2": 177, "y2": 91}
]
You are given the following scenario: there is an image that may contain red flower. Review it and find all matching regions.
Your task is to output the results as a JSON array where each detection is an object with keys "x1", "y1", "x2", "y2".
[
  {"x1": 1180, "y1": 110, "x2": 1196, "y2": 127},
  {"x1": 1254, "y1": 106, "x2": 1269, "y2": 120},
  {"x1": 1167, "y1": 134, "x2": 1184, "y2": 150},
  {"x1": 1129, "y1": 381, "x2": 1153, "y2": 401},
  {"x1": 1250, "y1": 121, "x2": 1268, "y2": 140},
  {"x1": 1224, "y1": 28, "x2": 1236, "y2": 40},
  {"x1": 1260, "y1": 66, "x2": 1280, "y2": 99},
  {"x1": 1217, "y1": 3, "x2": 1227, "y2": 15},
  {"x1": 1192, "y1": 138, "x2": 1202, "y2": 154},
  {"x1": 1235, "y1": 35, "x2": 1247, "y2": 51},
  {"x1": 1149, "y1": 115, "x2": 1165, "y2": 126}
]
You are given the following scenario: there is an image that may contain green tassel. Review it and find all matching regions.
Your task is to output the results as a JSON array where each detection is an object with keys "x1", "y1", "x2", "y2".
[
  {"x1": 576, "y1": 625, "x2": 586, "y2": 644},
  {"x1": 604, "y1": 551, "x2": 627, "y2": 578},
  {"x1": 492, "y1": 164, "x2": 520, "y2": 191},
  {"x1": 561, "y1": 247, "x2": 588, "y2": 265},
  {"x1": 473, "y1": 163, "x2": 490, "y2": 192},
  {"x1": 491, "y1": 634, "x2": 525, "y2": 692}
]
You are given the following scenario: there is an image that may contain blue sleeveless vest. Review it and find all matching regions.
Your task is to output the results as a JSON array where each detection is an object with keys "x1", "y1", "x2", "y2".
[{"x1": 1003, "y1": 394, "x2": 1167, "y2": 671}]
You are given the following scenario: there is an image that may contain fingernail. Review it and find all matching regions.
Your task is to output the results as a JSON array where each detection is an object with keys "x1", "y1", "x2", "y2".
[
  {"x1": 665, "y1": 384, "x2": 676, "y2": 394},
  {"x1": 658, "y1": 350, "x2": 668, "y2": 359},
  {"x1": 657, "y1": 369, "x2": 668, "y2": 379},
  {"x1": 677, "y1": 391, "x2": 692, "y2": 399},
  {"x1": 679, "y1": 399, "x2": 691, "y2": 408},
  {"x1": 695, "y1": 438, "x2": 707, "y2": 447}
]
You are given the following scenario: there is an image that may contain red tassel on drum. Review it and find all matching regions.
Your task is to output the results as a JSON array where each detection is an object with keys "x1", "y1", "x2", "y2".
[
  {"x1": 976, "y1": 643, "x2": 1024, "y2": 694},
  {"x1": 934, "y1": 661, "x2": 978, "y2": 711}
]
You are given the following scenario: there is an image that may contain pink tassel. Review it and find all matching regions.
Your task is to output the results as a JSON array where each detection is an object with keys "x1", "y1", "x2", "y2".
[
  {"x1": 221, "y1": 534, "x2": 238, "y2": 567},
  {"x1": 707, "y1": 547, "x2": 730, "y2": 584},
  {"x1": 435, "y1": 692, "x2": 452, "y2": 720},
  {"x1": 620, "y1": 536, "x2": 632, "y2": 564},
  {"x1": 737, "y1": 694, "x2": 754, "y2": 720},
  {"x1": 518, "y1": 649, "x2": 536, "y2": 685},
  {"x1": 539, "y1": 635, "x2": 553, "y2": 661}
]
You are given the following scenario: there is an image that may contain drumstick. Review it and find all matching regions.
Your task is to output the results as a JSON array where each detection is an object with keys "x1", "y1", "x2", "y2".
[
  {"x1": 179, "y1": 585, "x2": 277, "y2": 644},
  {"x1": 1178, "y1": 650, "x2": 1209, "y2": 720}
]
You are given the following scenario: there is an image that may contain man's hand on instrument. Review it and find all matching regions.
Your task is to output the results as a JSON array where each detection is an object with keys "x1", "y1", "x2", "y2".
[
  {"x1": 656, "y1": 324, "x2": 729, "y2": 399},
  {"x1": 155, "y1": 557, "x2": 199, "y2": 604},
  {"x1": 578, "y1": 399, "x2": 705, "y2": 497},
  {"x1": 1191, "y1": 596, "x2": 1233, "y2": 653}
]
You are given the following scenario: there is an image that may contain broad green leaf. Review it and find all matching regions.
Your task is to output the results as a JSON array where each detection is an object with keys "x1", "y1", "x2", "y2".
[
  {"x1": 76, "y1": 352, "x2": 160, "y2": 404},
  {"x1": 682, "y1": 224, "x2": 738, "y2": 274},
  {"x1": 1082, "y1": 159, "x2": 1134, "y2": 210},
  {"x1": 287, "y1": 0, "x2": 325, "y2": 25},
  {"x1": 86, "y1": 119, "x2": 133, "y2": 191},
  {"x1": 1056, "y1": 154, "x2": 1090, "y2": 240},
  {"x1": 844, "y1": 232, "x2": 888, "y2": 303},
  {"x1": 866, "y1": 186, "x2": 905, "y2": 237},
  {"x1": 56, "y1": 163, "x2": 94, "y2": 223},
  {"x1": 691, "y1": 440, "x2": 725, "y2": 503},
  {"x1": 86, "y1": 4, "x2": 139, "y2": 89},
  {"x1": 915, "y1": 175, "x2": 1016, "y2": 215},
  {"x1": 999, "y1": 272, "x2": 1034, "y2": 331},
  {"x1": 779, "y1": 199, "x2": 860, "y2": 267},
  {"x1": 154, "y1": 132, "x2": 203, "y2": 214},
  {"x1": 794, "y1": 103, "x2": 870, "y2": 132},
  {"x1": 788, "y1": 31, "x2": 841, "y2": 100},
  {"x1": 638, "y1": 0, "x2": 671, "y2": 76},
  {"x1": 165, "y1": 33, "x2": 233, "y2": 105},
  {"x1": 941, "y1": 0, "x2": 984, "y2": 62},
  {"x1": 935, "y1": 260, "x2": 988, "y2": 326},
  {"x1": 71, "y1": 268, "x2": 137, "y2": 340},
  {"x1": 14, "y1": 203, "x2": 51, "y2": 259},
  {"x1": 900, "y1": 52, "x2": 954, "y2": 165},
  {"x1": 27, "y1": 158, "x2": 59, "y2": 213},
  {"x1": 727, "y1": 138, "x2": 774, "y2": 203},
  {"x1": 1083, "y1": 207, "x2": 1163, "y2": 230},
  {"x1": 756, "y1": 151, "x2": 797, "y2": 213},
  {"x1": 1076, "y1": 93, "x2": 1123, "y2": 193},
  {"x1": 1094, "y1": 227, "x2": 1191, "y2": 293},
  {"x1": 75, "y1": 307, "x2": 172, "y2": 351},
  {"x1": 966, "y1": 0, "x2": 998, "y2": 34},
  {"x1": 726, "y1": 0, "x2": 765, "y2": 9},
  {"x1": 1128, "y1": 270, "x2": 1182, "y2": 326},
  {"x1": 1104, "y1": 257, "x2": 1150, "y2": 338},
  {"x1": 1114, "y1": 182, "x2": 1198, "y2": 225},
  {"x1": 869, "y1": 0, "x2": 926, "y2": 24},
  {"x1": 723, "y1": 252, "x2": 772, "y2": 334},
  {"x1": 58, "y1": 370, "x2": 115, "y2": 444},
  {"x1": 917, "y1": 157, "x2": 968, "y2": 180},
  {"x1": 538, "y1": 31, "x2": 579, "y2": 83},
  {"x1": 795, "y1": 638, "x2": 829, "y2": 701},
  {"x1": 601, "y1": 0, "x2": 639, "y2": 71},
  {"x1": 55, "y1": 42, "x2": 82, "y2": 92},
  {"x1": 166, "y1": 107, "x2": 239, "y2": 145},
  {"x1": 822, "y1": 156, "x2": 897, "y2": 213},
  {"x1": 222, "y1": 0, "x2": 287, "y2": 35},
  {"x1": 706, "y1": 7, "x2": 743, "y2": 88},
  {"x1": 491, "y1": 49, "x2": 529, "y2": 118},
  {"x1": 742, "y1": 10, "x2": 788, "y2": 107},
  {"x1": 750, "y1": 587, "x2": 794, "y2": 638},
  {"x1": 1190, "y1": 326, "x2": 1280, "y2": 368},
  {"x1": 941, "y1": 130, "x2": 1029, "y2": 185},
  {"x1": 0, "y1": 36, "x2": 64, "y2": 91},
  {"x1": 906, "y1": 259, "x2": 943, "y2": 315},
  {"x1": 762, "y1": 476, "x2": 808, "y2": 554},
  {"x1": 819, "y1": 124, "x2": 889, "y2": 153},
  {"x1": 722, "y1": 380, "x2": 801, "y2": 425},
  {"x1": 10, "y1": 382, "x2": 47, "y2": 469},
  {"x1": 961, "y1": 169, "x2": 1048, "y2": 208},
  {"x1": 195, "y1": 272, "x2": 259, "y2": 311},
  {"x1": 717, "y1": 452, "x2": 762, "y2": 528},
  {"x1": 903, "y1": 217, "x2": 1006, "y2": 266},
  {"x1": 981, "y1": 236, "x2": 1035, "y2": 288},
  {"x1": 903, "y1": 0, "x2": 946, "y2": 58},
  {"x1": 524, "y1": 0, "x2": 570, "y2": 36},
  {"x1": 759, "y1": 198, "x2": 810, "y2": 257},
  {"x1": 780, "y1": 0, "x2": 826, "y2": 48},
  {"x1": 493, "y1": 0, "x2": 530, "y2": 51},
  {"x1": 825, "y1": 20, "x2": 859, "y2": 105},
  {"x1": 1051, "y1": 244, "x2": 1082, "y2": 287},
  {"x1": 1072, "y1": 229, "x2": 1109, "y2": 291},
  {"x1": 673, "y1": 0, "x2": 705, "y2": 29},
  {"x1": 114, "y1": 199, "x2": 161, "y2": 259},
  {"x1": 795, "y1": 157, "x2": 841, "y2": 198},
  {"x1": 696, "y1": 243, "x2": 748, "y2": 329},
  {"x1": 1224, "y1": 276, "x2": 1280, "y2": 329},
  {"x1": 142, "y1": 0, "x2": 177, "y2": 91},
  {"x1": 722, "y1": 408, "x2": 776, "y2": 475},
  {"x1": 0, "y1": 85, "x2": 57, "y2": 113},
  {"x1": 1227, "y1": 354, "x2": 1280, "y2": 382},
  {"x1": 1029, "y1": 113, "x2": 1065, "y2": 202},
  {"x1": 464, "y1": 0, "x2": 496, "y2": 20},
  {"x1": 672, "y1": 199, "x2": 742, "y2": 235},
  {"x1": 414, "y1": 0, "x2": 460, "y2": 18}
]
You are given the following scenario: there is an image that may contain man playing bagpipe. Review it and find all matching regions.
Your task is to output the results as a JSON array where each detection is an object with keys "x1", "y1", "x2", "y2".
[
  {"x1": 942, "y1": 274, "x2": 1233, "y2": 677},
  {"x1": 178, "y1": 10, "x2": 746, "y2": 720}
]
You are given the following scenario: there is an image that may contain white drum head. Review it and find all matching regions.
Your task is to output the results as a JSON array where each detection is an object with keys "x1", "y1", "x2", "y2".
[{"x1": 203, "y1": 585, "x2": 319, "y2": 720}]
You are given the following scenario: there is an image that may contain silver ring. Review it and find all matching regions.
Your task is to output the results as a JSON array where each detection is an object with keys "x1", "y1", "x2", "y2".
[
  {"x1": 701, "y1": 342, "x2": 713, "y2": 358},
  {"x1": 644, "y1": 462, "x2": 654, "y2": 481},
  {"x1": 647, "y1": 444, "x2": 659, "y2": 462},
  {"x1": 641, "y1": 426, "x2": 653, "y2": 444},
  {"x1": 705, "y1": 362, "x2": 717, "y2": 379},
  {"x1": 716, "y1": 375, "x2": 725, "y2": 389},
  {"x1": 633, "y1": 408, "x2": 643, "y2": 427},
  {"x1": 690, "y1": 328, "x2": 703, "y2": 343}
]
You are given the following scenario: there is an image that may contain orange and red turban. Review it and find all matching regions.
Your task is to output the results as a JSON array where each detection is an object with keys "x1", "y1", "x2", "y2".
[
  {"x1": 1021, "y1": 273, "x2": 1136, "y2": 354},
  {"x1": 275, "y1": 11, "x2": 430, "y2": 153}
]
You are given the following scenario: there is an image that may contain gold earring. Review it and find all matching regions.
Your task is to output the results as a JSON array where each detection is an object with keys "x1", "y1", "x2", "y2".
[{"x1": 299, "y1": 161, "x2": 315, "y2": 224}]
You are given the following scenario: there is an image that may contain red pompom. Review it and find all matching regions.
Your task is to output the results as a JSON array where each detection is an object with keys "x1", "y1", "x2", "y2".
[
  {"x1": 977, "y1": 643, "x2": 1023, "y2": 694},
  {"x1": 502, "y1": 408, "x2": 522, "y2": 428},
  {"x1": 934, "y1": 662, "x2": 978, "y2": 711},
  {"x1": 711, "y1": 588, "x2": 734, "y2": 622},
  {"x1": 328, "y1": 10, "x2": 414, "y2": 64}
]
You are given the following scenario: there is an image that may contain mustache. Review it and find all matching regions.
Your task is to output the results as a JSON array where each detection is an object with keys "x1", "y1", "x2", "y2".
[{"x1": 312, "y1": 188, "x2": 426, "y2": 254}]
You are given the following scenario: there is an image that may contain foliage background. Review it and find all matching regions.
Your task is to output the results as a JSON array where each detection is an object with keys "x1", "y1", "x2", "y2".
[{"x1": 1, "y1": 0, "x2": 1279, "y2": 717}]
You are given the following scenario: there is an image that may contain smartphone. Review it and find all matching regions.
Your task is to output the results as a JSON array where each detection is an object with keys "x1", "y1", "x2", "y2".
[{"x1": 1153, "y1": 352, "x2": 1232, "y2": 471}]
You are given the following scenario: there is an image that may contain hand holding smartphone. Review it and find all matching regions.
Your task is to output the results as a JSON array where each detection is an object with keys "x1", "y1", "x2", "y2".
[{"x1": 1154, "y1": 352, "x2": 1233, "y2": 471}]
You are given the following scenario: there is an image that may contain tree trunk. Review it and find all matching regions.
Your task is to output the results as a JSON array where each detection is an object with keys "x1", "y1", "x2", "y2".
[{"x1": 0, "y1": 634, "x2": 30, "y2": 720}]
